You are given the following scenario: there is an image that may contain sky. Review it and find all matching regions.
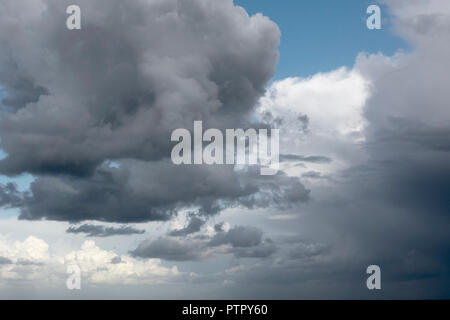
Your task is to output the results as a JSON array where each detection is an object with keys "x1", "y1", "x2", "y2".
[
  {"x1": 236, "y1": 0, "x2": 409, "y2": 78},
  {"x1": 0, "y1": 0, "x2": 450, "y2": 299}
]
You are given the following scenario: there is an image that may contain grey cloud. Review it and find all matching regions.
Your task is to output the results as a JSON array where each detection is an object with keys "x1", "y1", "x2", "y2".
[
  {"x1": 288, "y1": 242, "x2": 329, "y2": 260},
  {"x1": 0, "y1": 256, "x2": 12, "y2": 265},
  {"x1": 132, "y1": 224, "x2": 275, "y2": 261},
  {"x1": 15, "y1": 259, "x2": 44, "y2": 266},
  {"x1": 10, "y1": 160, "x2": 309, "y2": 223},
  {"x1": 66, "y1": 224, "x2": 145, "y2": 237},
  {"x1": 0, "y1": 76, "x2": 48, "y2": 111},
  {"x1": 0, "y1": 0, "x2": 280, "y2": 176},
  {"x1": 209, "y1": 226, "x2": 263, "y2": 248},
  {"x1": 214, "y1": 223, "x2": 226, "y2": 233},
  {"x1": 130, "y1": 237, "x2": 205, "y2": 261},
  {"x1": 110, "y1": 256, "x2": 122, "y2": 264},
  {"x1": 200, "y1": 0, "x2": 450, "y2": 299},
  {"x1": 279, "y1": 154, "x2": 331, "y2": 164},
  {"x1": 254, "y1": 0, "x2": 450, "y2": 297},
  {"x1": 0, "y1": 182, "x2": 22, "y2": 208},
  {"x1": 232, "y1": 239, "x2": 277, "y2": 258},
  {"x1": 168, "y1": 215, "x2": 205, "y2": 237},
  {"x1": 0, "y1": 0, "x2": 311, "y2": 225},
  {"x1": 301, "y1": 171, "x2": 328, "y2": 180}
]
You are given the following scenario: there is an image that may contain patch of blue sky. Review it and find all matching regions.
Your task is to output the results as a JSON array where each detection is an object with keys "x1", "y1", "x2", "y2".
[
  {"x1": 235, "y1": 0, "x2": 410, "y2": 79},
  {"x1": 0, "y1": 173, "x2": 35, "y2": 193}
]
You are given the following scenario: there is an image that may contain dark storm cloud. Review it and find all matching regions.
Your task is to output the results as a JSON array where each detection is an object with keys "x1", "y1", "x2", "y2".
[
  {"x1": 245, "y1": 1, "x2": 450, "y2": 298},
  {"x1": 194, "y1": 0, "x2": 450, "y2": 299},
  {"x1": 66, "y1": 224, "x2": 145, "y2": 237},
  {"x1": 0, "y1": 0, "x2": 280, "y2": 176},
  {"x1": 0, "y1": 0, "x2": 313, "y2": 225},
  {"x1": 9, "y1": 159, "x2": 309, "y2": 223}
]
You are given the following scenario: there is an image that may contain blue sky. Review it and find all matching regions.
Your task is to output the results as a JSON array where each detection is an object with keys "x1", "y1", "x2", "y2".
[{"x1": 236, "y1": 0, "x2": 409, "y2": 79}]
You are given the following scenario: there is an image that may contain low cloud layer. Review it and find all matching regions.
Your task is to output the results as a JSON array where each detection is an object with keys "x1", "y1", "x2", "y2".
[
  {"x1": 66, "y1": 224, "x2": 145, "y2": 237},
  {"x1": 132, "y1": 224, "x2": 276, "y2": 261}
]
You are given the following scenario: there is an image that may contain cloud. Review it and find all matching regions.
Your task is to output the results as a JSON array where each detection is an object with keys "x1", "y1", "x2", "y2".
[
  {"x1": 0, "y1": 0, "x2": 280, "y2": 176},
  {"x1": 132, "y1": 224, "x2": 276, "y2": 261},
  {"x1": 232, "y1": 239, "x2": 277, "y2": 258},
  {"x1": 238, "y1": 0, "x2": 450, "y2": 298},
  {"x1": 0, "y1": 183, "x2": 22, "y2": 208},
  {"x1": 4, "y1": 159, "x2": 309, "y2": 223},
  {"x1": 168, "y1": 215, "x2": 205, "y2": 237},
  {"x1": 256, "y1": 66, "x2": 371, "y2": 181},
  {"x1": 0, "y1": 0, "x2": 312, "y2": 225},
  {"x1": 209, "y1": 226, "x2": 263, "y2": 248},
  {"x1": 279, "y1": 154, "x2": 332, "y2": 164},
  {"x1": 301, "y1": 171, "x2": 329, "y2": 180},
  {"x1": 1, "y1": 0, "x2": 449, "y2": 299},
  {"x1": 65, "y1": 240, "x2": 181, "y2": 285},
  {"x1": 0, "y1": 256, "x2": 12, "y2": 265},
  {"x1": 0, "y1": 235, "x2": 182, "y2": 288},
  {"x1": 130, "y1": 237, "x2": 207, "y2": 261},
  {"x1": 288, "y1": 242, "x2": 329, "y2": 260},
  {"x1": 66, "y1": 224, "x2": 145, "y2": 237}
]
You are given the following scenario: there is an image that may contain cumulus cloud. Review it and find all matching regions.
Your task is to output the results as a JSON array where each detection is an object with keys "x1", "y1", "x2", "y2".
[
  {"x1": 256, "y1": 66, "x2": 371, "y2": 182},
  {"x1": 0, "y1": 235, "x2": 181, "y2": 288},
  {"x1": 0, "y1": 0, "x2": 280, "y2": 175},
  {"x1": 0, "y1": 0, "x2": 313, "y2": 224},
  {"x1": 0, "y1": 0, "x2": 312, "y2": 224},
  {"x1": 65, "y1": 240, "x2": 181, "y2": 285}
]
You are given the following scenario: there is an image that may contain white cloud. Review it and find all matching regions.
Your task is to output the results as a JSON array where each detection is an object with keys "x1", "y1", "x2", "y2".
[
  {"x1": 65, "y1": 240, "x2": 180, "y2": 285},
  {"x1": 257, "y1": 67, "x2": 371, "y2": 178},
  {"x1": 0, "y1": 235, "x2": 181, "y2": 289}
]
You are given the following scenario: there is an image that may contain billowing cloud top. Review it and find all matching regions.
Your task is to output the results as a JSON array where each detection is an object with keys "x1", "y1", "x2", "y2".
[{"x1": 0, "y1": 0, "x2": 312, "y2": 223}]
